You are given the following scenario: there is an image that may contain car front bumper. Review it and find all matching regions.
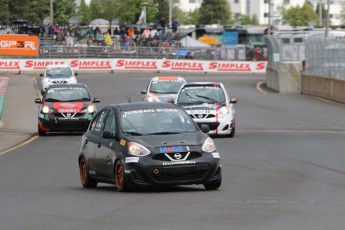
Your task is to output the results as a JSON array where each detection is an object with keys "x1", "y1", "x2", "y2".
[{"x1": 123, "y1": 152, "x2": 221, "y2": 188}]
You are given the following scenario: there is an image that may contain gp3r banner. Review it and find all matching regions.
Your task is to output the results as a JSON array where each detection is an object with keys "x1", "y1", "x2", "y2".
[{"x1": 0, "y1": 35, "x2": 38, "y2": 56}]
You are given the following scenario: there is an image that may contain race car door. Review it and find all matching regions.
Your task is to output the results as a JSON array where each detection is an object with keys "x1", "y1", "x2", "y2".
[{"x1": 95, "y1": 108, "x2": 117, "y2": 179}]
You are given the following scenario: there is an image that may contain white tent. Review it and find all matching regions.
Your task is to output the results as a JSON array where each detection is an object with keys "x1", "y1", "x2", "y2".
[{"x1": 180, "y1": 36, "x2": 211, "y2": 48}]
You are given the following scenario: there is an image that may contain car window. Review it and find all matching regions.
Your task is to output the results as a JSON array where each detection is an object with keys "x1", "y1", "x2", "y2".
[
  {"x1": 177, "y1": 86, "x2": 226, "y2": 105},
  {"x1": 121, "y1": 108, "x2": 197, "y2": 134},
  {"x1": 90, "y1": 109, "x2": 108, "y2": 133},
  {"x1": 149, "y1": 80, "x2": 185, "y2": 94},
  {"x1": 46, "y1": 67, "x2": 73, "y2": 78},
  {"x1": 44, "y1": 87, "x2": 90, "y2": 102},
  {"x1": 103, "y1": 109, "x2": 116, "y2": 136}
]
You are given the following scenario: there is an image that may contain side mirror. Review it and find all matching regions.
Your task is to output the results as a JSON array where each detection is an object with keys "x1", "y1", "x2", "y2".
[
  {"x1": 74, "y1": 73, "x2": 78, "y2": 76},
  {"x1": 141, "y1": 90, "x2": 147, "y2": 94},
  {"x1": 230, "y1": 97, "x2": 237, "y2": 104},
  {"x1": 35, "y1": 98, "x2": 42, "y2": 104},
  {"x1": 102, "y1": 130, "x2": 115, "y2": 139},
  {"x1": 39, "y1": 73, "x2": 44, "y2": 77},
  {"x1": 200, "y1": 124, "x2": 210, "y2": 133},
  {"x1": 93, "y1": 98, "x2": 101, "y2": 103}
]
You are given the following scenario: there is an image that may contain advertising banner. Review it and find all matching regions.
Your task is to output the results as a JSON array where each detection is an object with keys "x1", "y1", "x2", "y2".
[
  {"x1": 0, "y1": 35, "x2": 38, "y2": 56},
  {"x1": 0, "y1": 59, "x2": 267, "y2": 74}
]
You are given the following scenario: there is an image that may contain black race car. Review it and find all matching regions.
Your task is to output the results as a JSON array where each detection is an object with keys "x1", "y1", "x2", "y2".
[
  {"x1": 78, "y1": 102, "x2": 222, "y2": 191},
  {"x1": 35, "y1": 83, "x2": 100, "y2": 136}
]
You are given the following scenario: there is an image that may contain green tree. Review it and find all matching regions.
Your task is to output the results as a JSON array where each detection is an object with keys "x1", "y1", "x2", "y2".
[
  {"x1": 198, "y1": 0, "x2": 231, "y2": 25},
  {"x1": 79, "y1": 0, "x2": 91, "y2": 25},
  {"x1": 0, "y1": 0, "x2": 10, "y2": 25},
  {"x1": 54, "y1": 0, "x2": 77, "y2": 25},
  {"x1": 283, "y1": 1, "x2": 318, "y2": 26}
]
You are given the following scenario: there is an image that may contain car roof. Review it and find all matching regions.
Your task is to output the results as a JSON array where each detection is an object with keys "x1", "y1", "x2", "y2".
[
  {"x1": 151, "y1": 76, "x2": 186, "y2": 82},
  {"x1": 108, "y1": 102, "x2": 180, "y2": 111},
  {"x1": 46, "y1": 64, "x2": 71, "y2": 69},
  {"x1": 182, "y1": 82, "x2": 224, "y2": 88}
]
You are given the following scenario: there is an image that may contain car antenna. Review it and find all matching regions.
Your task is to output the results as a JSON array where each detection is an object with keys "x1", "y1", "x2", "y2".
[{"x1": 126, "y1": 96, "x2": 131, "y2": 103}]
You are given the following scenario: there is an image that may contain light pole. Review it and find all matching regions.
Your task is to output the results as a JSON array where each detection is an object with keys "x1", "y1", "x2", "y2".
[
  {"x1": 319, "y1": 0, "x2": 322, "y2": 27},
  {"x1": 325, "y1": 0, "x2": 330, "y2": 37},
  {"x1": 142, "y1": 2, "x2": 148, "y2": 24},
  {"x1": 169, "y1": 0, "x2": 172, "y2": 29},
  {"x1": 267, "y1": 0, "x2": 271, "y2": 35},
  {"x1": 50, "y1": 0, "x2": 54, "y2": 25}
]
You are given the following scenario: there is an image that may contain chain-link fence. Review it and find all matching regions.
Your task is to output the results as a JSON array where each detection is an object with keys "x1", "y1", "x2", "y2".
[{"x1": 304, "y1": 36, "x2": 345, "y2": 80}]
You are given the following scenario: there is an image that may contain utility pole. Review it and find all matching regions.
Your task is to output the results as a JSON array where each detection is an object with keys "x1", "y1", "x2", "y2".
[
  {"x1": 325, "y1": 0, "x2": 330, "y2": 37},
  {"x1": 319, "y1": 0, "x2": 322, "y2": 27},
  {"x1": 50, "y1": 0, "x2": 54, "y2": 25},
  {"x1": 267, "y1": 0, "x2": 271, "y2": 35},
  {"x1": 169, "y1": 0, "x2": 172, "y2": 29}
]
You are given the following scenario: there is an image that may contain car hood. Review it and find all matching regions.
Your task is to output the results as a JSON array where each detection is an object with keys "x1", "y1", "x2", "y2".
[
  {"x1": 148, "y1": 92, "x2": 177, "y2": 102},
  {"x1": 48, "y1": 102, "x2": 88, "y2": 112},
  {"x1": 179, "y1": 103, "x2": 224, "y2": 110},
  {"x1": 125, "y1": 132, "x2": 206, "y2": 149}
]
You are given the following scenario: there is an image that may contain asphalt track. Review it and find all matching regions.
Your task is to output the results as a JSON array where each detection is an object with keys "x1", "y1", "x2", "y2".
[{"x1": 1, "y1": 72, "x2": 345, "y2": 230}]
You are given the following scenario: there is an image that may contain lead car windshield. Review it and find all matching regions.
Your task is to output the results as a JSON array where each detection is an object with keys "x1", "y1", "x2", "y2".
[
  {"x1": 44, "y1": 87, "x2": 91, "y2": 102},
  {"x1": 121, "y1": 108, "x2": 198, "y2": 135},
  {"x1": 149, "y1": 81, "x2": 185, "y2": 94},
  {"x1": 177, "y1": 86, "x2": 226, "y2": 105},
  {"x1": 46, "y1": 67, "x2": 73, "y2": 78}
]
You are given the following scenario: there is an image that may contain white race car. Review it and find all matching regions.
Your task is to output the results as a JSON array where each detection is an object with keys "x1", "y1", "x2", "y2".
[
  {"x1": 141, "y1": 76, "x2": 186, "y2": 103},
  {"x1": 176, "y1": 82, "x2": 237, "y2": 137},
  {"x1": 40, "y1": 64, "x2": 78, "y2": 94}
]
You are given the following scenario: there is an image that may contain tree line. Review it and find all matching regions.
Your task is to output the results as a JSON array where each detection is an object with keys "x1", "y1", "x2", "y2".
[{"x1": 0, "y1": 0, "x2": 342, "y2": 28}]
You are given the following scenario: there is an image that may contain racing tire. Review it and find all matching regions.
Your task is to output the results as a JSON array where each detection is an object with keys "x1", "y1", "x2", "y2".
[
  {"x1": 228, "y1": 124, "x2": 236, "y2": 138},
  {"x1": 114, "y1": 160, "x2": 128, "y2": 192},
  {"x1": 203, "y1": 178, "x2": 222, "y2": 190},
  {"x1": 79, "y1": 157, "x2": 97, "y2": 188},
  {"x1": 38, "y1": 124, "x2": 46, "y2": 136}
]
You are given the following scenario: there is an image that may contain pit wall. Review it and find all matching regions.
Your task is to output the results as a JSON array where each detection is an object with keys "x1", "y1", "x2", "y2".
[
  {"x1": 266, "y1": 62, "x2": 345, "y2": 104},
  {"x1": 266, "y1": 62, "x2": 302, "y2": 94},
  {"x1": 302, "y1": 75, "x2": 345, "y2": 104}
]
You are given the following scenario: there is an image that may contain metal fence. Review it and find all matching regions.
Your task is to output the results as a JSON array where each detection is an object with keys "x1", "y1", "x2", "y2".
[
  {"x1": 1, "y1": 44, "x2": 263, "y2": 61},
  {"x1": 304, "y1": 36, "x2": 345, "y2": 80}
]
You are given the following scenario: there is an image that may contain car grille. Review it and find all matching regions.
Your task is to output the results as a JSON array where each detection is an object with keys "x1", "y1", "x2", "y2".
[
  {"x1": 152, "y1": 151, "x2": 202, "y2": 161},
  {"x1": 52, "y1": 80, "x2": 68, "y2": 84},
  {"x1": 150, "y1": 164, "x2": 209, "y2": 182},
  {"x1": 189, "y1": 114, "x2": 216, "y2": 119},
  {"x1": 197, "y1": 122, "x2": 220, "y2": 131},
  {"x1": 53, "y1": 112, "x2": 85, "y2": 118}
]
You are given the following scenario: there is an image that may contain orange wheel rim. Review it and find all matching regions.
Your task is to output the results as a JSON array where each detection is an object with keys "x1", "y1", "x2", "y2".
[
  {"x1": 80, "y1": 160, "x2": 87, "y2": 184},
  {"x1": 115, "y1": 163, "x2": 123, "y2": 188}
]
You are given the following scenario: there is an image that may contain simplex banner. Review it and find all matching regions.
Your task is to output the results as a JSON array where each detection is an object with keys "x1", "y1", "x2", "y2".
[{"x1": 0, "y1": 59, "x2": 267, "y2": 73}]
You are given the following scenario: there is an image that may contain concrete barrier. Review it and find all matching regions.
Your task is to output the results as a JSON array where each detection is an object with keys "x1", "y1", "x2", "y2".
[
  {"x1": 266, "y1": 62, "x2": 302, "y2": 94},
  {"x1": 302, "y1": 75, "x2": 345, "y2": 104}
]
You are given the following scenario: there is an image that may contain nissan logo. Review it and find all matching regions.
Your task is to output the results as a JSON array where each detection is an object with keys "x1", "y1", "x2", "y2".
[{"x1": 174, "y1": 153, "x2": 182, "y2": 160}]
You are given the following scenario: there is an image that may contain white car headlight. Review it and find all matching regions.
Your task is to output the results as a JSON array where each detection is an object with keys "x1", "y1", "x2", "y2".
[
  {"x1": 43, "y1": 78, "x2": 50, "y2": 83},
  {"x1": 87, "y1": 104, "x2": 95, "y2": 113},
  {"x1": 128, "y1": 142, "x2": 150, "y2": 156},
  {"x1": 42, "y1": 105, "x2": 51, "y2": 114},
  {"x1": 202, "y1": 137, "x2": 216, "y2": 153},
  {"x1": 147, "y1": 96, "x2": 154, "y2": 102},
  {"x1": 218, "y1": 106, "x2": 229, "y2": 115}
]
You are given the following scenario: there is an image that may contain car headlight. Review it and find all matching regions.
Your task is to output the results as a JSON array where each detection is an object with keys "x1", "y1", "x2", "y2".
[
  {"x1": 70, "y1": 77, "x2": 77, "y2": 83},
  {"x1": 87, "y1": 104, "x2": 95, "y2": 113},
  {"x1": 202, "y1": 137, "x2": 216, "y2": 153},
  {"x1": 218, "y1": 106, "x2": 229, "y2": 115},
  {"x1": 41, "y1": 105, "x2": 52, "y2": 114},
  {"x1": 147, "y1": 96, "x2": 154, "y2": 102},
  {"x1": 128, "y1": 142, "x2": 150, "y2": 156},
  {"x1": 43, "y1": 78, "x2": 50, "y2": 83}
]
